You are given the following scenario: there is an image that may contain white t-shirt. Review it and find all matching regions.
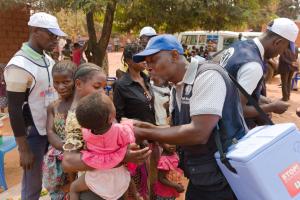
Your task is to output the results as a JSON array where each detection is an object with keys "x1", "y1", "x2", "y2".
[
  {"x1": 190, "y1": 71, "x2": 226, "y2": 117},
  {"x1": 152, "y1": 84, "x2": 170, "y2": 125},
  {"x1": 236, "y1": 38, "x2": 264, "y2": 95},
  {"x1": 172, "y1": 61, "x2": 227, "y2": 117}
]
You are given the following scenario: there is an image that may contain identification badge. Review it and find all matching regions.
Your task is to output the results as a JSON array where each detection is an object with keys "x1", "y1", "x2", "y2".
[{"x1": 44, "y1": 87, "x2": 57, "y2": 107}]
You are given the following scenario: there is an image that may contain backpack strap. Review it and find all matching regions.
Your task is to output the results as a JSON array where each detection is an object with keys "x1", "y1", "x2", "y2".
[
  {"x1": 194, "y1": 62, "x2": 239, "y2": 174},
  {"x1": 227, "y1": 73, "x2": 274, "y2": 125}
]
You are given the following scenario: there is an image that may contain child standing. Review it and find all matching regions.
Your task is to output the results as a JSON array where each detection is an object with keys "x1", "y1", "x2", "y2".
[
  {"x1": 0, "y1": 65, "x2": 7, "y2": 113},
  {"x1": 43, "y1": 60, "x2": 77, "y2": 199},
  {"x1": 154, "y1": 144, "x2": 184, "y2": 200},
  {"x1": 69, "y1": 92, "x2": 135, "y2": 200}
]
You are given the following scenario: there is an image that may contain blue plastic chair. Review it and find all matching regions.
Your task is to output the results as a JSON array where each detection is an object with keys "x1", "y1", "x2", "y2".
[
  {"x1": 105, "y1": 77, "x2": 117, "y2": 96},
  {"x1": 291, "y1": 72, "x2": 300, "y2": 90},
  {"x1": 0, "y1": 136, "x2": 16, "y2": 191}
]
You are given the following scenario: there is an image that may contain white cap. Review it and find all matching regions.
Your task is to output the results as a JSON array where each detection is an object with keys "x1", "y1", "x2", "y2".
[
  {"x1": 139, "y1": 26, "x2": 157, "y2": 37},
  {"x1": 267, "y1": 18, "x2": 298, "y2": 42},
  {"x1": 28, "y1": 12, "x2": 67, "y2": 37}
]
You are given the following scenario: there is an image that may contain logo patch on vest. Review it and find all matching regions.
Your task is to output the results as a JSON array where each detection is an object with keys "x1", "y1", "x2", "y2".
[
  {"x1": 220, "y1": 47, "x2": 235, "y2": 67},
  {"x1": 184, "y1": 85, "x2": 192, "y2": 96}
]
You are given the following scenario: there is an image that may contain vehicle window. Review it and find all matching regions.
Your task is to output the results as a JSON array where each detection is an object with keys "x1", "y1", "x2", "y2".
[
  {"x1": 198, "y1": 35, "x2": 206, "y2": 46},
  {"x1": 184, "y1": 35, "x2": 197, "y2": 45},
  {"x1": 181, "y1": 35, "x2": 188, "y2": 44}
]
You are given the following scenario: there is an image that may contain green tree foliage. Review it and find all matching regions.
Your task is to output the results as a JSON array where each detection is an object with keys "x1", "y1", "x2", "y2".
[{"x1": 115, "y1": 0, "x2": 279, "y2": 33}]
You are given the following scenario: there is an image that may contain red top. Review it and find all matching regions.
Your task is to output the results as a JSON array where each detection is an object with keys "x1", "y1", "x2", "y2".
[
  {"x1": 72, "y1": 49, "x2": 81, "y2": 66},
  {"x1": 154, "y1": 153, "x2": 183, "y2": 197}
]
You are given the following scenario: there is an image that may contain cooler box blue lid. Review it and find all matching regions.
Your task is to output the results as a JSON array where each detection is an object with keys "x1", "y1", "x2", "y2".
[{"x1": 215, "y1": 123, "x2": 297, "y2": 163}]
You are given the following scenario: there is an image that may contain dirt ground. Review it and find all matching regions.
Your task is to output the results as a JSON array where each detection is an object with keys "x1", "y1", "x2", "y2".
[{"x1": 2, "y1": 52, "x2": 300, "y2": 198}]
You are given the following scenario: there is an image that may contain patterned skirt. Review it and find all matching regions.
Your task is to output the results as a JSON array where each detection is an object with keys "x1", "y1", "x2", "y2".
[{"x1": 42, "y1": 146, "x2": 69, "y2": 200}]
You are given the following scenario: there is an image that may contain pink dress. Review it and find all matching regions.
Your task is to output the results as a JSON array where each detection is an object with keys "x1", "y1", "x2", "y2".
[
  {"x1": 81, "y1": 120, "x2": 135, "y2": 200},
  {"x1": 81, "y1": 120, "x2": 135, "y2": 169},
  {"x1": 154, "y1": 153, "x2": 183, "y2": 198}
]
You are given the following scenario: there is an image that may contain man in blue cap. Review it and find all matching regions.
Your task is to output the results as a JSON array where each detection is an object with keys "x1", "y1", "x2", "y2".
[
  {"x1": 133, "y1": 34, "x2": 247, "y2": 200},
  {"x1": 5, "y1": 12, "x2": 66, "y2": 200}
]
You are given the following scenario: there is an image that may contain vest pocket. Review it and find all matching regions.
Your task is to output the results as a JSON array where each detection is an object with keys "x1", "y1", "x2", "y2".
[{"x1": 185, "y1": 158, "x2": 227, "y2": 190}]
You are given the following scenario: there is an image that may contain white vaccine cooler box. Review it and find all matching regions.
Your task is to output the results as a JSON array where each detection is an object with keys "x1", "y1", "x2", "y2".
[{"x1": 215, "y1": 123, "x2": 300, "y2": 200}]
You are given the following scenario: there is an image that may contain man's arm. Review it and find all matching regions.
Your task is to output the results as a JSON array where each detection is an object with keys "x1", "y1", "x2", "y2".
[
  {"x1": 239, "y1": 93, "x2": 289, "y2": 118},
  {"x1": 5, "y1": 66, "x2": 34, "y2": 170},
  {"x1": 237, "y1": 62, "x2": 289, "y2": 117},
  {"x1": 134, "y1": 114, "x2": 219, "y2": 145}
]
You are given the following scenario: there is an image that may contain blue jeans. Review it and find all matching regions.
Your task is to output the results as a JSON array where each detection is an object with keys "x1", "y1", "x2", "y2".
[{"x1": 21, "y1": 126, "x2": 48, "y2": 200}]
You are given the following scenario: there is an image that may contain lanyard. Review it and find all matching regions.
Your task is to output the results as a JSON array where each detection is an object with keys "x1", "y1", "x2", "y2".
[{"x1": 42, "y1": 56, "x2": 51, "y2": 88}]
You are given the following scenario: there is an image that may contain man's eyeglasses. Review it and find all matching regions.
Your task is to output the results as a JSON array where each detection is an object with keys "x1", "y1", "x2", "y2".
[{"x1": 39, "y1": 28, "x2": 58, "y2": 39}]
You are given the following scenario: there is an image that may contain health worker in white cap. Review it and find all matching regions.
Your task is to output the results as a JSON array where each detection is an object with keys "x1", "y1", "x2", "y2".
[
  {"x1": 139, "y1": 26, "x2": 157, "y2": 48},
  {"x1": 220, "y1": 17, "x2": 299, "y2": 129},
  {"x1": 5, "y1": 12, "x2": 66, "y2": 200}
]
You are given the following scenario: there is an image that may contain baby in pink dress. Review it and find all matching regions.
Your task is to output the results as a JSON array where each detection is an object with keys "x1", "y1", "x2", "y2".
[
  {"x1": 69, "y1": 92, "x2": 136, "y2": 200},
  {"x1": 154, "y1": 144, "x2": 185, "y2": 200}
]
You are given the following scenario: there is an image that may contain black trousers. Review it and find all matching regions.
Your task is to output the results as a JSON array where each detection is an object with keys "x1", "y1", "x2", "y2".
[
  {"x1": 280, "y1": 71, "x2": 294, "y2": 101},
  {"x1": 185, "y1": 180, "x2": 237, "y2": 200}
]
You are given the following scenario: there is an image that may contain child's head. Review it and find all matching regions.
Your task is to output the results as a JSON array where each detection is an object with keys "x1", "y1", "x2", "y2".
[
  {"x1": 74, "y1": 63, "x2": 107, "y2": 98},
  {"x1": 76, "y1": 92, "x2": 115, "y2": 132},
  {"x1": 52, "y1": 60, "x2": 77, "y2": 99},
  {"x1": 122, "y1": 43, "x2": 145, "y2": 72},
  {"x1": 73, "y1": 43, "x2": 80, "y2": 50},
  {"x1": 161, "y1": 143, "x2": 176, "y2": 154}
]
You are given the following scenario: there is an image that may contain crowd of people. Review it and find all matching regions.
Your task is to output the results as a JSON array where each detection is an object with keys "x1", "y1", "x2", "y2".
[{"x1": 3, "y1": 11, "x2": 300, "y2": 200}]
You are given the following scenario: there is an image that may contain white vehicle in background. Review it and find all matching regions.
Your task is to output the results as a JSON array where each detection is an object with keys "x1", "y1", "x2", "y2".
[
  {"x1": 178, "y1": 31, "x2": 263, "y2": 54},
  {"x1": 178, "y1": 31, "x2": 239, "y2": 54},
  {"x1": 240, "y1": 32, "x2": 263, "y2": 40}
]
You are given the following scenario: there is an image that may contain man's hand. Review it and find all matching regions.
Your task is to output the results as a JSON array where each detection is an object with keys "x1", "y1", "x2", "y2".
[
  {"x1": 259, "y1": 96, "x2": 272, "y2": 105},
  {"x1": 270, "y1": 100, "x2": 290, "y2": 114},
  {"x1": 16, "y1": 137, "x2": 35, "y2": 170},
  {"x1": 133, "y1": 121, "x2": 158, "y2": 143},
  {"x1": 123, "y1": 143, "x2": 151, "y2": 165},
  {"x1": 175, "y1": 183, "x2": 185, "y2": 193},
  {"x1": 133, "y1": 120, "x2": 156, "y2": 129}
]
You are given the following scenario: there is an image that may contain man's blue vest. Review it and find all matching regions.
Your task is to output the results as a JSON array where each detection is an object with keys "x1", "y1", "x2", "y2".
[
  {"x1": 171, "y1": 63, "x2": 247, "y2": 189},
  {"x1": 221, "y1": 40, "x2": 264, "y2": 101}
]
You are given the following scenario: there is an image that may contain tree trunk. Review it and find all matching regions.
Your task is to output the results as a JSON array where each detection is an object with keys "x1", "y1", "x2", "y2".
[
  {"x1": 86, "y1": 11, "x2": 98, "y2": 63},
  {"x1": 97, "y1": 0, "x2": 117, "y2": 70}
]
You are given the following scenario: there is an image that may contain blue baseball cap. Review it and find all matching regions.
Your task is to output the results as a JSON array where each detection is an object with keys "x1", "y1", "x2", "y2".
[{"x1": 133, "y1": 34, "x2": 184, "y2": 63}]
